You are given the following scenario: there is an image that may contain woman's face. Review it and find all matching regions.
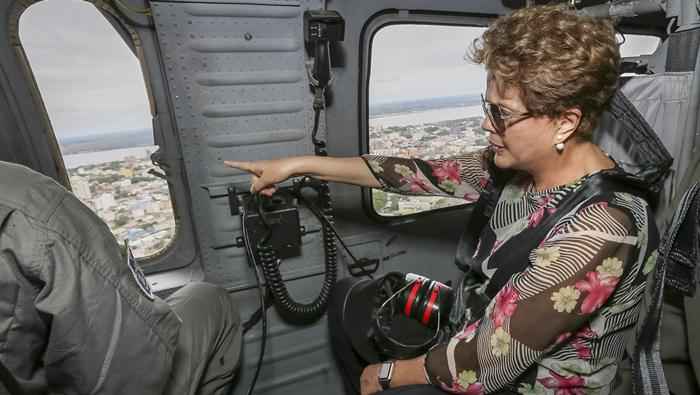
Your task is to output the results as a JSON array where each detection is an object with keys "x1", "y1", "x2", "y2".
[{"x1": 481, "y1": 79, "x2": 559, "y2": 172}]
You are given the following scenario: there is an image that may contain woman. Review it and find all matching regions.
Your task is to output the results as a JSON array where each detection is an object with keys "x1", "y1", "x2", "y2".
[{"x1": 226, "y1": 5, "x2": 659, "y2": 394}]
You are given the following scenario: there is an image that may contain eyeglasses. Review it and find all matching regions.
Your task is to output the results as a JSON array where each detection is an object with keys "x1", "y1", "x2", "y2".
[{"x1": 481, "y1": 94, "x2": 532, "y2": 135}]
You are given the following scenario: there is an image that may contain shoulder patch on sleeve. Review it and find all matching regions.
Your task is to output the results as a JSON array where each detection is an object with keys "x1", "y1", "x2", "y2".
[{"x1": 124, "y1": 241, "x2": 155, "y2": 300}]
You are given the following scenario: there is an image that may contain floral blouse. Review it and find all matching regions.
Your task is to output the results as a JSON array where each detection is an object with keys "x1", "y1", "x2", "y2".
[{"x1": 361, "y1": 150, "x2": 658, "y2": 395}]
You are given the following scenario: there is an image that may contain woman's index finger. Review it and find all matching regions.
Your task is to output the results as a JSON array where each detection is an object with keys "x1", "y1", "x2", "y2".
[{"x1": 224, "y1": 160, "x2": 260, "y2": 175}]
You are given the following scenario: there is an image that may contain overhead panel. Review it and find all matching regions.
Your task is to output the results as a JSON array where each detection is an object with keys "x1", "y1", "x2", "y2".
[{"x1": 152, "y1": 0, "x2": 317, "y2": 286}]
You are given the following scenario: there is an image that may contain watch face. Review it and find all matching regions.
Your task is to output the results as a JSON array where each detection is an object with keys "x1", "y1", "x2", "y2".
[{"x1": 379, "y1": 361, "x2": 393, "y2": 380}]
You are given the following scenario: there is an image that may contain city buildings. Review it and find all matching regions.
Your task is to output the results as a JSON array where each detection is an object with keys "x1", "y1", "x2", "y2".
[{"x1": 66, "y1": 154, "x2": 176, "y2": 258}]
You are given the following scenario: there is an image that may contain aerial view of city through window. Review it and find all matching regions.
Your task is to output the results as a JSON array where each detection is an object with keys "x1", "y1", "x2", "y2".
[
  {"x1": 20, "y1": 0, "x2": 175, "y2": 258},
  {"x1": 368, "y1": 25, "x2": 489, "y2": 216},
  {"x1": 61, "y1": 139, "x2": 176, "y2": 257},
  {"x1": 369, "y1": 96, "x2": 488, "y2": 216}
]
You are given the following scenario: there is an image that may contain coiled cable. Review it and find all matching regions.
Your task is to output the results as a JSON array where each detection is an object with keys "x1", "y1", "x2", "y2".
[{"x1": 256, "y1": 180, "x2": 338, "y2": 325}]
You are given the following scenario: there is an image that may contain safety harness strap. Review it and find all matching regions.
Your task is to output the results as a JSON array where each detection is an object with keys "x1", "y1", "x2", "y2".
[
  {"x1": 450, "y1": 167, "x2": 652, "y2": 331},
  {"x1": 634, "y1": 182, "x2": 700, "y2": 395}
]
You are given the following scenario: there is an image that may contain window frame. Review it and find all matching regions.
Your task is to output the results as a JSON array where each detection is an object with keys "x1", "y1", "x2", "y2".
[
  {"x1": 360, "y1": 11, "x2": 492, "y2": 223},
  {"x1": 617, "y1": 32, "x2": 662, "y2": 57},
  {"x1": 360, "y1": 14, "x2": 668, "y2": 223},
  {"x1": 615, "y1": 24, "x2": 667, "y2": 73},
  {"x1": 11, "y1": 0, "x2": 199, "y2": 274}
]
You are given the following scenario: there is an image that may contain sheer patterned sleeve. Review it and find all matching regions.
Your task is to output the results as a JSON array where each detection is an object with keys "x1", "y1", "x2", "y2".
[
  {"x1": 424, "y1": 201, "x2": 643, "y2": 394},
  {"x1": 361, "y1": 149, "x2": 489, "y2": 202}
]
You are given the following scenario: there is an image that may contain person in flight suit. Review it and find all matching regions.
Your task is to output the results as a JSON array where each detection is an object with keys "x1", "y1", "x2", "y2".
[{"x1": 0, "y1": 160, "x2": 242, "y2": 395}]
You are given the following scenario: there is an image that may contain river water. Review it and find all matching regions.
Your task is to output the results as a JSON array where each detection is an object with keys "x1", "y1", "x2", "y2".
[
  {"x1": 370, "y1": 105, "x2": 482, "y2": 128},
  {"x1": 63, "y1": 105, "x2": 483, "y2": 168},
  {"x1": 63, "y1": 146, "x2": 157, "y2": 169}
]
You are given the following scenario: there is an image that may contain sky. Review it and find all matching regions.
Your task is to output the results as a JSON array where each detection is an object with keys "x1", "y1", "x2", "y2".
[
  {"x1": 370, "y1": 25, "x2": 488, "y2": 104},
  {"x1": 20, "y1": 0, "x2": 152, "y2": 139},
  {"x1": 369, "y1": 24, "x2": 661, "y2": 104},
  {"x1": 19, "y1": 0, "x2": 661, "y2": 139}
]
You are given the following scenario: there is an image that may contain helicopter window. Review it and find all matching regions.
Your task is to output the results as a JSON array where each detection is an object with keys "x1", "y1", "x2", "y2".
[
  {"x1": 368, "y1": 24, "x2": 488, "y2": 217},
  {"x1": 19, "y1": 0, "x2": 176, "y2": 259},
  {"x1": 618, "y1": 33, "x2": 661, "y2": 57}
]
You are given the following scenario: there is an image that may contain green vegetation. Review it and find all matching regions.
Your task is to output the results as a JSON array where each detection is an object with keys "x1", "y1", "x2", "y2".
[
  {"x1": 132, "y1": 176, "x2": 153, "y2": 184},
  {"x1": 114, "y1": 215, "x2": 129, "y2": 227},
  {"x1": 96, "y1": 174, "x2": 121, "y2": 184}
]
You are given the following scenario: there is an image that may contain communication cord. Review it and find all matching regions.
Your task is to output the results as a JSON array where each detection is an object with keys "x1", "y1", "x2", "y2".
[
  {"x1": 236, "y1": 197, "x2": 269, "y2": 395},
  {"x1": 255, "y1": 180, "x2": 338, "y2": 324}
]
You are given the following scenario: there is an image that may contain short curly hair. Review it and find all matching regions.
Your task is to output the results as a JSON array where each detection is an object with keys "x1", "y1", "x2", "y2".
[{"x1": 469, "y1": 5, "x2": 620, "y2": 139}]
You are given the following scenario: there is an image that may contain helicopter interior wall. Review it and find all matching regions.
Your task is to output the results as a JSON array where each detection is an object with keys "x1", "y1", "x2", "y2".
[
  {"x1": 147, "y1": 3, "x2": 340, "y2": 393},
  {"x1": 0, "y1": 0, "x2": 693, "y2": 394}
]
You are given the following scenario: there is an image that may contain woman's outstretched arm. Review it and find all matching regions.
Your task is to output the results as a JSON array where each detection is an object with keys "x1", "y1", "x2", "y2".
[
  {"x1": 225, "y1": 149, "x2": 489, "y2": 201},
  {"x1": 361, "y1": 150, "x2": 488, "y2": 201},
  {"x1": 224, "y1": 156, "x2": 382, "y2": 195}
]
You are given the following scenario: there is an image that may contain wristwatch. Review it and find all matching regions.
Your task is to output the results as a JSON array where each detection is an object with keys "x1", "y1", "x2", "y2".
[{"x1": 378, "y1": 361, "x2": 395, "y2": 390}]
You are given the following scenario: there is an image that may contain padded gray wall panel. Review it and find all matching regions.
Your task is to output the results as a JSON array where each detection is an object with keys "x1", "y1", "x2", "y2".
[
  {"x1": 151, "y1": 4, "x2": 355, "y2": 394},
  {"x1": 152, "y1": 0, "x2": 320, "y2": 285}
]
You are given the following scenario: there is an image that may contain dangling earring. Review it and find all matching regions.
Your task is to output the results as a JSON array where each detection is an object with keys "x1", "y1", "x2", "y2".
[{"x1": 555, "y1": 142, "x2": 565, "y2": 153}]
